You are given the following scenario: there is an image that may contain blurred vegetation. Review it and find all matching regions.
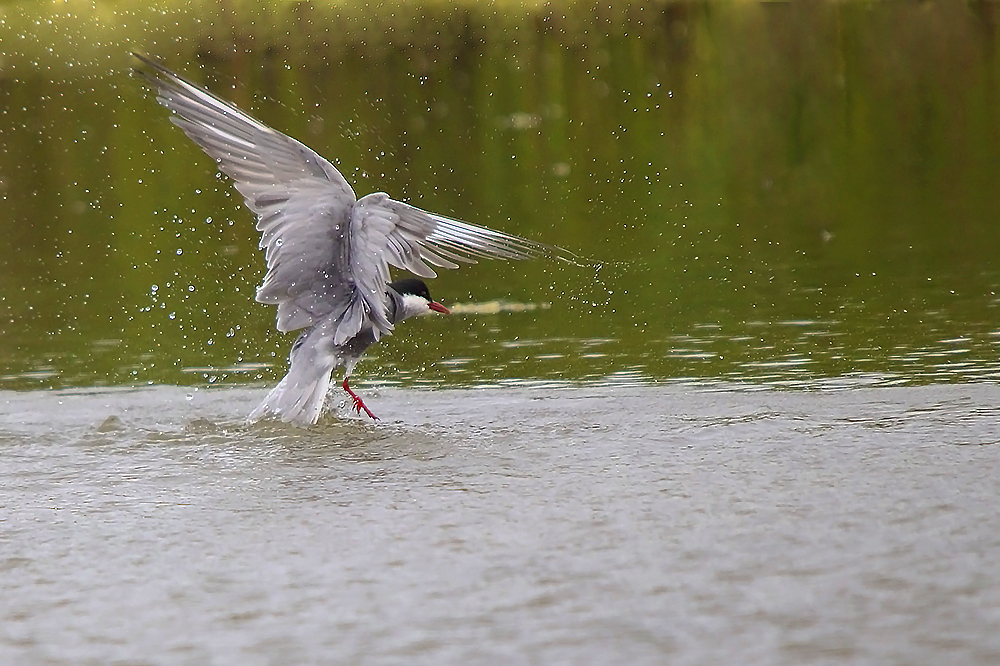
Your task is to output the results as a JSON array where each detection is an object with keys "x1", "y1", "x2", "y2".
[{"x1": 3, "y1": 1, "x2": 1000, "y2": 390}]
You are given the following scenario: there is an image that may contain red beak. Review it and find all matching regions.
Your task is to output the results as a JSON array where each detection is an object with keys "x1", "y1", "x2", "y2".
[{"x1": 428, "y1": 301, "x2": 450, "y2": 314}]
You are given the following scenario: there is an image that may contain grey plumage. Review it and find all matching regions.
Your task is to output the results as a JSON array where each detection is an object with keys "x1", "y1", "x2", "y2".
[
  {"x1": 247, "y1": 287, "x2": 410, "y2": 426},
  {"x1": 134, "y1": 54, "x2": 563, "y2": 426}
]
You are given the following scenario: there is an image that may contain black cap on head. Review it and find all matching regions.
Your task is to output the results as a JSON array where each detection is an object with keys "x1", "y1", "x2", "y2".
[{"x1": 389, "y1": 278, "x2": 433, "y2": 301}]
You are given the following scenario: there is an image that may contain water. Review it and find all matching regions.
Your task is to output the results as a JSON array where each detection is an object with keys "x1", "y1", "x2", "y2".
[
  {"x1": 2, "y1": 383, "x2": 999, "y2": 665},
  {"x1": 4, "y1": 3, "x2": 1000, "y2": 391},
  {"x1": 4, "y1": 2, "x2": 1000, "y2": 663}
]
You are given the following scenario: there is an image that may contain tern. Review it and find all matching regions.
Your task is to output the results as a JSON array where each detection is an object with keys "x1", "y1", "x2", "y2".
[{"x1": 134, "y1": 54, "x2": 567, "y2": 426}]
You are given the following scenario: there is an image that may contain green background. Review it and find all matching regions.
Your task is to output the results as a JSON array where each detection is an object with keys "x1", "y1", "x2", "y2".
[{"x1": 2, "y1": 1, "x2": 1000, "y2": 390}]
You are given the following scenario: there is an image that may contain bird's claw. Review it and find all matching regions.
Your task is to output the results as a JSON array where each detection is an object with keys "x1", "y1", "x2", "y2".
[
  {"x1": 350, "y1": 394, "x2": 379, "y2": 421},
  {"x1": 342, "y1": 379, "x2": 379, "y2": 421}
]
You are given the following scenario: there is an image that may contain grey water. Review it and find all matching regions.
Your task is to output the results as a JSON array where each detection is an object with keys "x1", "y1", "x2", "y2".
[{"x1": 3, "y1": 382, "x2": 1000, "y2": 665}]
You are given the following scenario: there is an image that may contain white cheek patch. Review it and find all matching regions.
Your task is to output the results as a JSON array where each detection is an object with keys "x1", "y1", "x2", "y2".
[{"x1": 401, "y1": 293, "x2": 431, "y2": 317}]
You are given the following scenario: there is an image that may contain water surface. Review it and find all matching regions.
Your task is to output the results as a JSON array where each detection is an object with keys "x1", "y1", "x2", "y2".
[
  {"x1": 3, "y1": 3, "x2": 1000, "y2": 664},
  {"x1": 2, "y1": 2, "x2": 1000, "y2": 390},
  {"x1": 2, "y1": 383, "x2": 1000, "y2": 665}
]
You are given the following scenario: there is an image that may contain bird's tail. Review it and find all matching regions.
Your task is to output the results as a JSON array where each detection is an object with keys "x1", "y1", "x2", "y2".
[{"x1": 248, "y1": 327, "x2": 337, "y2": 427}]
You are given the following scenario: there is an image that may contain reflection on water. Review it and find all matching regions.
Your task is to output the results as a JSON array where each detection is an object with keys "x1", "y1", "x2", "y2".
[{"x1": 2, "y1": 2, "x2": 1000, "y2": 393}]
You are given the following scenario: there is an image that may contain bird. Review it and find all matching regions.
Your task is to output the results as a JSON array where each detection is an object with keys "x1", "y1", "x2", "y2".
[{"x1": 133, "y1": 54, "x2": 567, "y2": 426}]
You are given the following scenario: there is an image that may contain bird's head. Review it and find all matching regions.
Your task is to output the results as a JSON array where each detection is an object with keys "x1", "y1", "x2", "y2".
[{"x1": 389, "y1": 278, "x2": 450, "y2": 319}]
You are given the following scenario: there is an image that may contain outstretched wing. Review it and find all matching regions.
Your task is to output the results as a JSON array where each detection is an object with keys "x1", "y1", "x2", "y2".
[
  {"x1": 134, "y1": 54, "x2": 359, "y2": 334},
  {"x1": 339, "y1": 192, "x2": 561, "y2": 344},
  {"x1": 136, "y1": 54, "x2": 571, "y2": 347}
]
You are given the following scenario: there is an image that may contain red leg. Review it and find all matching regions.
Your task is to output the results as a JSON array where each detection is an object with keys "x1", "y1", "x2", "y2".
[{"x1": 342, "y1": 377, "x2": 379, "y2": 421}]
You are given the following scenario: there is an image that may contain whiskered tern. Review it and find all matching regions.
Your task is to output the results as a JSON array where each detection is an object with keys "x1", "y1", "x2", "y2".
[{"x1": 134, "y1": 55, "x2": 567, "y2": 426}]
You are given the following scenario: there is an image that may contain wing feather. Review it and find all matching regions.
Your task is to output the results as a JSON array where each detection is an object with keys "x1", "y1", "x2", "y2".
[
  {"x1": 135, "y1": 54, "x2": 361, "y2": 338},
  {"x1": 136, "y1": 54, "x2": 571, "y2": 347},
  {"x1": 352, "y1": 193, "x2": 559, "y2": 273},
  {"x1": 345, "y1": 192, "x2": 564, "y2": 336}
]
